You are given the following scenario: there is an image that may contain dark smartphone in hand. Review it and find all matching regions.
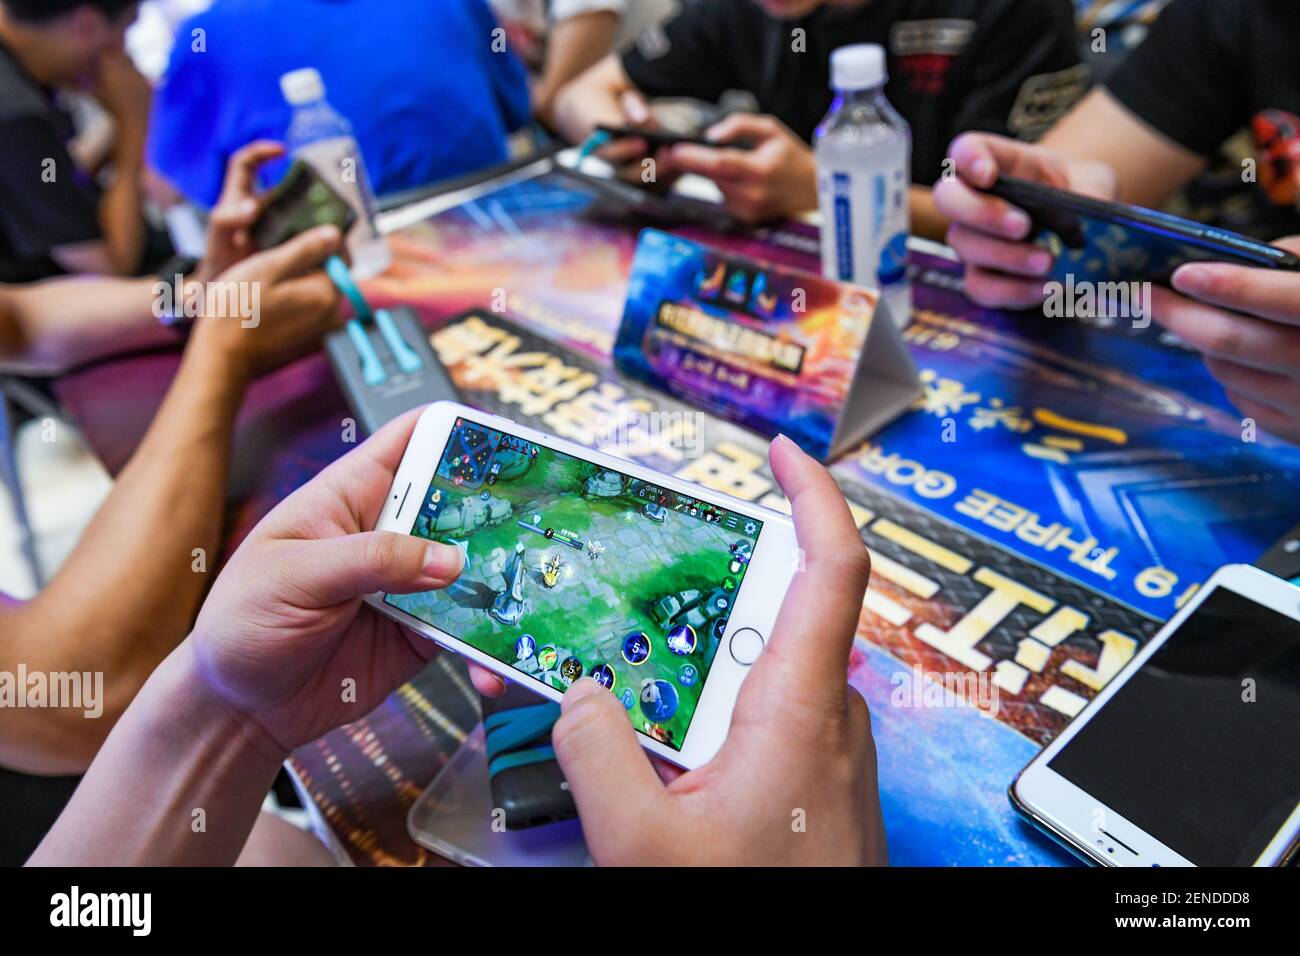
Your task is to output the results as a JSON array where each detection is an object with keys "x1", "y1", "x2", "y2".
[
  {"x1": 595, "y1": 124, "x2": 754, "y2": 153},
  {"x1": 252, "y1": 158, "x2": 358, "y2": 250},
  {"x1": 984, "y1": 175, "x2": 1300, "y2": 281}
]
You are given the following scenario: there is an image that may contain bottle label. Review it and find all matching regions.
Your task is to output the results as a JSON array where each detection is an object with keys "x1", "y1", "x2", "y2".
[
  {"x1": 820, "y1": 161, "x2": 909, "y2": 291},
  {"x1": 832, "y1": 172, "x2": 855, "y2": 282}
]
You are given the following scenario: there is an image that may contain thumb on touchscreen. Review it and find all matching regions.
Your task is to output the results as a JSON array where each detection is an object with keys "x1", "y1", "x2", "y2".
[
  {"x1": 756, "y1": 434, "x2": 870, "y2": 711},
  {"x1": 284, "y1": 532, "x2": 464, "y2": 607},
  {"x1": 553, "y1": 678, "x2": 665, "y2": 857}
]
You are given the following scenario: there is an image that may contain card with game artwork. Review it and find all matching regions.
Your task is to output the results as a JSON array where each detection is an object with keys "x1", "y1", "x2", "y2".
[{"x1": 613, "y1": 229, "x2": 920, "y2": 460}]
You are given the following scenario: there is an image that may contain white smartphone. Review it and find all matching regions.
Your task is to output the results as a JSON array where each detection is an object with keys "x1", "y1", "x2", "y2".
[
  {"x1": 366, "y1": 402, "x2": 798, "y2": 769},
  {"x1": 1012, "y1": 564, "x2": 1300, "y2": 866}
]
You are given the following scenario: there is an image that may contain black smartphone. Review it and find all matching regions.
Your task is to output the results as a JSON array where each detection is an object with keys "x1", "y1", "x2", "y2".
[
  {"x1": 1256, "y1": 520, "x2": 1300, "y2": 586},
  {"x1": 252, "y1": 158, "x2": 358, "y2": 250},
  {"x1": 594, "y1": 124, "x2": 754, "y2": 153},
  {"x1": 985, "y1": 175, "x2": 1300, "y2": 281},
  {"x1": 481, "y1": 685, "x2": 576, "y2": 830}
]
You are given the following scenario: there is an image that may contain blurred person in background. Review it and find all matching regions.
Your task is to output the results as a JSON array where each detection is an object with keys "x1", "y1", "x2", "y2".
[
  {"x1": 491, "y1": 0, "x2": 677, "y2": 128},
  {"x1": 0, "y1": 143, "x2": 342, "y2": 865},
  {"x1": 553, "y1": 0, "x2": 1085, "y2": 234},
  {"x1": 934, "y1": 0, "x2": 1300, "y2": 444},
  {"x1": 148, "y1": 0, "x2": 532, "y2": 210},
  {"x1": 0, "y1": 0, "x2": 173, "y2": 282}
]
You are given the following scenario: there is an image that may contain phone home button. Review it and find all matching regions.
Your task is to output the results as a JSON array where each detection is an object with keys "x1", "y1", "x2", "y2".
[{"x1": 729, "y1": 628, "x2": 765, "y2": 666}]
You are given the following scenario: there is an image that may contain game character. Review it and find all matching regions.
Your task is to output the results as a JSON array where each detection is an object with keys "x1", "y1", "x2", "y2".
[
  {"x1": 542, "y1": 553, "x2": 564, "y2": 589},
  {"x1": 749, "y1": 271, "x2": 779, "y2": 317},
  {"x1": 698, "y1": 261, "x2": 726, "y2": 298},
  {"x1": 724, "y1": 268, "x2": 750, "y2": 305}
]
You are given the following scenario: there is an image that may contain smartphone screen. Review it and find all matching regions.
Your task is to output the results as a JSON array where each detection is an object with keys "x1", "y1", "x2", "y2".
[
  {"x1": 385, "y1": 416, "x2": 765, "y2": 750},
  {"x1": 252, "y1": 161, "x2": 357, "y2": 251},
  {"x1": 1047, "y1": 587, "x2": 1300, "y2": 865}
]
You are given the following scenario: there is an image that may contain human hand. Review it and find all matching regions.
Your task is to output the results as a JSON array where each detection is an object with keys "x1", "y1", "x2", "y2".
[
  {"x1": 194, "y1": 141, "x2": 287, "y2": 283},
  {"x1": 91, "y1": 50, "x2": 152, "y2": 135},
  {"x1": 933, "y1": 133, "x2": 1117, "y2": 308},
  {"x1": 189, "y1": 224, "x2": 343, "y2": 380},
  {"x1": 1156, "y1": 238, "x2": 1300, "y2": 444},
  {"x1": 552, "y1": 435, "x2": 887, "y2": 865},
  {"x1": 186, "y1": 410, "x2": 485, "y2": 755},
  {"x1": 591, "y1": 90, "x2": 680, "y2": 189},
  {"x1": 662, "y1": 113, "x2": 818, "y2": 223}
]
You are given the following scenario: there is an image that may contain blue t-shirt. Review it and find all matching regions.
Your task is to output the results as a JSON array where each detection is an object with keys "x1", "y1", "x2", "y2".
[{"x1": 148, "y1": 0, "x2": 531, "y2": 207}]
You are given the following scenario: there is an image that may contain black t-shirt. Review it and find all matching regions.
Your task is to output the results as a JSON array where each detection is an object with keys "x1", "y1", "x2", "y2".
[
  {"x1": 0, "y1": 39, "x2": 103, "y2": 284},
  {"x1": 621, "y1": 0, "x2": 1085, "y2": 186},
  {"x1": 1106, "y1": 0, "x2": 1300, "y2": 238}
]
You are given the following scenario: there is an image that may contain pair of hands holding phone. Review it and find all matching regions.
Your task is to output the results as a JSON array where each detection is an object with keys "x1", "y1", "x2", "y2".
[
  {"x1": 126, "y1": 411, "x2": 884, "y2": 867},
  {"x1": 934, "y1": 133, "x2": 1300, "y2": 445},
  {"x1": 186, "y1": 140, "x2": 346, "y2": 379},
  {"x1": 595, "y1": 92, "x2": 817, "y2": 224}
]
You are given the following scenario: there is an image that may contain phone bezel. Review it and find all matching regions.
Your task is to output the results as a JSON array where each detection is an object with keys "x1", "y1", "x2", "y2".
[
  {"x1": 1011, "y1": 563, "x2": 1300, "y2": 867},
  {"x1": 366, "y1": 401, "x2": 799, "y2": 770}
]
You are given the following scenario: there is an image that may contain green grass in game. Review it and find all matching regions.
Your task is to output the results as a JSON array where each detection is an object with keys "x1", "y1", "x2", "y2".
[{"x1": 395, "y1": 446, "x2": 746, "y2": 748}]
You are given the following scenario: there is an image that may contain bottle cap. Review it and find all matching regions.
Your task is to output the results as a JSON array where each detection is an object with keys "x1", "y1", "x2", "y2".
[
  {"x1": 281, "y1": 68, "x2": 326, "y2": 105},
  {"x1": 830, "y1": 44, "x2": 886, "y2": 91}
]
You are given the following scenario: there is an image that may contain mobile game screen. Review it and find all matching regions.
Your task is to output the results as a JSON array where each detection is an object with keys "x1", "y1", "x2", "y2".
[{"x1": 386, "y1": 417, "x2": 764, "y2": 750}]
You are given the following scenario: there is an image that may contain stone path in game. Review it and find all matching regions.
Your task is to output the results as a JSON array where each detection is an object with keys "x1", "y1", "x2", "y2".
[{"x1": 437, "y1": 498, "x2": 741, "y2": 656}]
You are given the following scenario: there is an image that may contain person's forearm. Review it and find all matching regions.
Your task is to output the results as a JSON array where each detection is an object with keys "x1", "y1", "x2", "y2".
[
  {"x1": 1, "y1": 331, "x2": 248, "y2": 773},
  {"x1": 1, "y1": 276, "x2": 177, "y2": 375},
  {"x1": 1040, "y1": 88, "x2": 1205, "y2": 208},
  {"x1": 98, "y1": 123, "x2": 149, "y2": 275},
  {"x1": 552, "y1": 54, "x2": 631, "y2": 144},
  {"x1": 535, "y1": 12, "x2": 619, "y2": 128},
  {"x1": 45, "y1": 328, "x2": 246, "y2": 668},
  {"x1": 28, "y1": 641, "x2": 283, "y2": 866}
]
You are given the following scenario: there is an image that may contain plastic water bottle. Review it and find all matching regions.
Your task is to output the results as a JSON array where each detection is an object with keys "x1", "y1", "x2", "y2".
[
  {"x1": 280, "y1": 68, "x2": 391, "y2": 278},
  {"x1": 814, "y1": 44, "x2": 911, "y2": 328}
]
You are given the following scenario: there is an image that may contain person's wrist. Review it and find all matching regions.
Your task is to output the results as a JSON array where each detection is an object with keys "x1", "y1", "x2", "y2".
[
  {"x1": 187, "y1": 313, "x2": 255, "y2": 391},
  {"x1": 116, "y1": 112, "x2": 149, "y2": 138},
  {"x1": 188, "y1": 257, "x2": 218, "y2": 290},
  {"x1": 154, "y1": 639, "x2": 289, "y2": 774},
  {"x1": 110, "y1": 112, "x2": 149, "y2": 162},
  {"x1": 170, "y1": 634, "x2": 292, "y2": 770}
]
